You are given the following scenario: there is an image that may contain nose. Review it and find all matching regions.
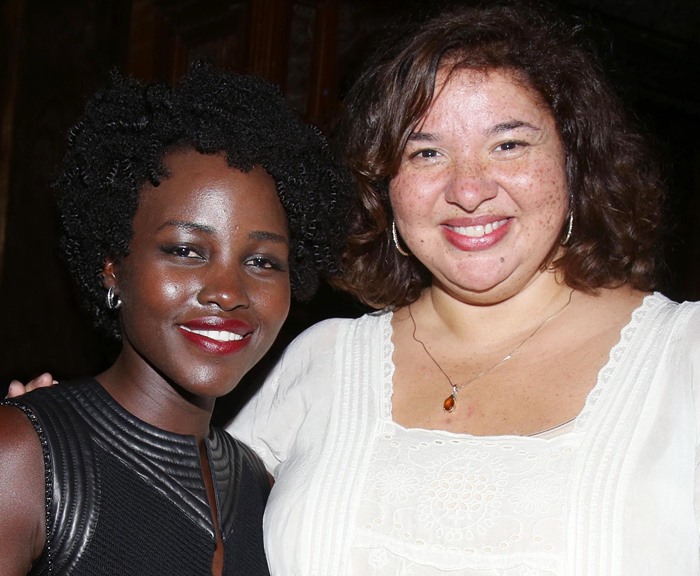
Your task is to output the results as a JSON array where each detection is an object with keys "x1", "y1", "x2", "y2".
[
  {"x1": 197, "y1": 266, "x2": 250, "y2": 311},
  {"x1": 443, "y1": 160, "x2": 498, "y2": 211}
]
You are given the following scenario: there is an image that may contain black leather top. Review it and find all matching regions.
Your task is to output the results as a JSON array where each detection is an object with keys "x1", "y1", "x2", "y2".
[{"x1": 4, "y1": 378, "x2": 270, "y2": 575}]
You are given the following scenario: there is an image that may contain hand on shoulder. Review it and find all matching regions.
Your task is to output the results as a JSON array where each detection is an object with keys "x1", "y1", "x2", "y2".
[{"x1": 6, "y1": 372, "x2": 57, "y2": 398}]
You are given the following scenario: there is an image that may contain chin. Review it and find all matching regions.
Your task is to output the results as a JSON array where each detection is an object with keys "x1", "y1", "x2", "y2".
[
  {"x1": 444, "y1": 269, "x2": 509, "y2": 292},
  {"x1": 174, "y1": 368, "x2": 243, "y2": 400}
]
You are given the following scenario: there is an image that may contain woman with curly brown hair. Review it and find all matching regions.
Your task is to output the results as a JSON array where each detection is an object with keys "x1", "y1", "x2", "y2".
[{"x1": 226, "y1": 3, "x2": 700, "y2": 574}]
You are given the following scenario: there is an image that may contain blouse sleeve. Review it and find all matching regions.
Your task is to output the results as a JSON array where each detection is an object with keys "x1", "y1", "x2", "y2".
[
  {"x1": 225, "y1": 318, "x2": 344, "y2": 476},
  {"x1": 684, "y1": 301, "x2": 700, "y2": 535}
]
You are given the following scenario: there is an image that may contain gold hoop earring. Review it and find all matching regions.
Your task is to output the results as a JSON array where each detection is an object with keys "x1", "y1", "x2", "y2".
[{"x1": 391, "y1": 220, "x2": 410, "y2": 257}]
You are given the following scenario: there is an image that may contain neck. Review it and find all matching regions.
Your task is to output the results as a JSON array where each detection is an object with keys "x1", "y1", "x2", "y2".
[
  {"x1": 405, "y1": 275, "x2": 576, "y2": 414},
  {"x1": 97, "y1": 355, "x2": 214, "y2": 440},
  {"x1": 420, "y1": 271, "x2": 573, "y2": 345}
]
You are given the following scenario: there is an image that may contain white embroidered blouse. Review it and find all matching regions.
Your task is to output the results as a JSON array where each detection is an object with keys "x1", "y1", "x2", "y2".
[{"x1": 227, "y1": 293, "x2": 700, "y2": 575}]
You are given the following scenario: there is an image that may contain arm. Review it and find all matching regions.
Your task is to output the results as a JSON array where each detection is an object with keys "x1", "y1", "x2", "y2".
[
  {"x1": 0, "y1": 406, "x2": 47, "y2": 575},
  {"x1": 685, "y1": 303, "x2": 700, "y2": 538},
  {"x1": 226, "y1": 318, "x2": 344, "y2": 475}
]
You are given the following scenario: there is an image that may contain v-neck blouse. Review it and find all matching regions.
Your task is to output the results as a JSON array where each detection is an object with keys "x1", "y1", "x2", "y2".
[{"x1": 228, "y1": 293, "x2": 700, "y2": 575}]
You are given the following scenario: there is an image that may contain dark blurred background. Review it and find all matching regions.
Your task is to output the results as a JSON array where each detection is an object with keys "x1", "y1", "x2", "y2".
[{"x1": 1, "y1": 0, "x2": 699, "y2": 416}]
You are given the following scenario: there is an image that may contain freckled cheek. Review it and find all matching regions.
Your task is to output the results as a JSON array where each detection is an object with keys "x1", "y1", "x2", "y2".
[
  {"x1": 390, "y1": 190, "x2": 432, "y2": 230},
  {"x1": 388, "y1": 179, "x2": 408, "y2": 215},
  {"x1": 527, "y1": 166, "x2": 568, "y2": 229}
]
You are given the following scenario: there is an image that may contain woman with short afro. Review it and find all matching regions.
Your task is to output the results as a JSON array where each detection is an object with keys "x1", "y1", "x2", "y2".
[
  {"x1": 0, "y1": 62, "x2": 351, "y2": 575},
  {"x1": 58, "y1": 61, "x2": 348, "y2": 339}
]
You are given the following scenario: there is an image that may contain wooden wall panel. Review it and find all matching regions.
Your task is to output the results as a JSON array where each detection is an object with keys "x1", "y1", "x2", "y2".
[
  {"x1": 0, "y1": 0, "x2": 129, "y2": 388},
  {"x1": 0, "y1": 0, "x2": 25, "y2": 281}
]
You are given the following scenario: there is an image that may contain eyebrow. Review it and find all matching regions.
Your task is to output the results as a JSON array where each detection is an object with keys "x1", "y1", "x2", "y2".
[
  {"x1": 160, "y1": 220, "x2": 288, "y2": 244},
  {"x1": 249, "y1": 230, "x2": 288, "y2": 244},
  {"x1": 406, "y1": 132, "x2": 438, "y2": 142},
  {"x1": 408, "y1": 120, "x2": 541, "y2": 142},
  {"x1": 160, "y1": 220, "x2": 214, "y2": 234},
  {"x1": 487, "y1": 120, "x2": 540, "y2": 135}
]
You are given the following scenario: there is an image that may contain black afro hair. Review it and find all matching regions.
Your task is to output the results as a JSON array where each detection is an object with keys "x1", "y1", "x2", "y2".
[{"x1": 55, "y1": 61, "x2": 352, "y2": 338}]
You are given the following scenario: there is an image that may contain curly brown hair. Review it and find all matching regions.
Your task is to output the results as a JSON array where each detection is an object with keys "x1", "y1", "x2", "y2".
[{"x1": 334, "y1": 2, "x2": 666, "y2": 308}]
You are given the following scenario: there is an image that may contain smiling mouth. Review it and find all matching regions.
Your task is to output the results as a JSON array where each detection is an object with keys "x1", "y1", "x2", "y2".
[
  {"x1": 447, "y1": 218, "x2": 509, "y2": 238},
  {"x1": 179, "y1": 326, "x2": 246, "y2": 343}
]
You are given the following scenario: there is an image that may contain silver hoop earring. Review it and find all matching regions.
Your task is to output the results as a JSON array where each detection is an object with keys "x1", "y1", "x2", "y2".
[
  {"x1": 561, "y1": 211, "x2": 573, "y2": 246},
  {"x1": 106, "y1": 286, "x2": 122, "y2": 310},
  {"x1": 391, "y1": 220, "x2": 410, "y2": 257}
]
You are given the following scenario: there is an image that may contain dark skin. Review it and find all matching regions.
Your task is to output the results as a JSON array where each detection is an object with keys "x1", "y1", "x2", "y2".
[
  {"x1": 0, "y1": 150, "x2": 290, "y2": 574},
  {"x1": 0, "y1": 409, "x2": 46, "y2": 575}
]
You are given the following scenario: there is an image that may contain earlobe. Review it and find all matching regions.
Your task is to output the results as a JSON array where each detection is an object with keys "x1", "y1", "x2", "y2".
[
  {"x1": 101, "y1": 258, "x2": 118, "y2": 290},
  {"x1": 102, "y1": 258, "x2": 122, "y2": 310}
]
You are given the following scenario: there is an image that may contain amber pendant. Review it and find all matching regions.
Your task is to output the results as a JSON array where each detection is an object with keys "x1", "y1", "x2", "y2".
[{"x1": 443, "y1": 393, "x2": 456, "y2": 412}]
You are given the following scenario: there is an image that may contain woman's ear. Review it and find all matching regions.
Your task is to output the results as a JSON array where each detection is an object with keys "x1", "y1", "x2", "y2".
[
  {"x1": 102, "y1": 258, "x2": 123, "y2": 310},
  {"x1": 101, "y1": 258, "x2": 119, "y2": 290}
]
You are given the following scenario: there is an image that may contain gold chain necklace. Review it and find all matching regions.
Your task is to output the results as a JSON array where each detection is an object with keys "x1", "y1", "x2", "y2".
[{"x1": 408, "y1": 289, "x2": 575, "y2": 413}]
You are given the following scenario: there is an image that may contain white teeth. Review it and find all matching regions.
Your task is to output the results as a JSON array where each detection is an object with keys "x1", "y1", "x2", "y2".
[
  {"x1": 181, "y1": 326, "x2": 244, "y2": 342},
  {"x1": 451, "y1": 219, "x2": 507, "y2": 238}
]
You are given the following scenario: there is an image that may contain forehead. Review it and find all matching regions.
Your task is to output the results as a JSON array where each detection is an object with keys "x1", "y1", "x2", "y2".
[
  {"x1": 134, "y1": 149, "x2": 286, "y2": 229},
  {"x1": 421, "y1": 67, "x2": 550, "y2": 126}
]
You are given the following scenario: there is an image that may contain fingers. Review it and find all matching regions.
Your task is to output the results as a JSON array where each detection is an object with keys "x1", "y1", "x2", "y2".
[
  {"x1": 6, "y1": 373, "x2": 56, "y2": 398},
  {"x1": 6, "y1": 381, "x2": 27, "y2": 398},
  {"x1": 29, "y1": 373, "x2": 58, "y2": 390}
]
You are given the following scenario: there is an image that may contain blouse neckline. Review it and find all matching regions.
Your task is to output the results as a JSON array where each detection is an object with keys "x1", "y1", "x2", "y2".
[{"x1": 381, "y1": 292, "x2": 664, "y2": 442}]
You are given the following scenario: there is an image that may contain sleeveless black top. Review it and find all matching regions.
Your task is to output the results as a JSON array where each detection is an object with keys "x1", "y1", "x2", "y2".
[{"x1": 4, "y1": 378, "x2": 270, "y2": 575}]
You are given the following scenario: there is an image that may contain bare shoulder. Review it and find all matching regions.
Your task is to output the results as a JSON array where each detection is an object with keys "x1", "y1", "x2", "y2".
[
  {"x1": 555, "y1": 286, "x2": 649, "y2": 360},
  {"x1": 0, "y1": 404, "x2": 47, "y2": 573},
  {"x1": 531, "y1": 286, "x2": 647, "y2": 363},
  {"x1": 575, "y1": 286, "x2": 648, "y2": 324}
]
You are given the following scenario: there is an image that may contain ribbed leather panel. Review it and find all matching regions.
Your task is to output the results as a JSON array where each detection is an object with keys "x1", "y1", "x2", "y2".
[{"x1": 4, "y1": 378, "x2": 270, "y2": 575}]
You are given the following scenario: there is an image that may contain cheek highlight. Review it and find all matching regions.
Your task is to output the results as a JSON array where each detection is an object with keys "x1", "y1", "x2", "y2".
[{"x1": 161, "y1": 282, "x2": 182, "y2": 300}]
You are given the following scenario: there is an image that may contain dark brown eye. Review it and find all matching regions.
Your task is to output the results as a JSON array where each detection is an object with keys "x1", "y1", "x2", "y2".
[
  {"x1": 245, "y1": 256, "x2": 287, "y2": 272},
  {"x1": 161, "y1": 245, "x2": 204, "y2": 260},
  {"x1": 495, "y1": 140, "x2": 527, "y2": 152}
]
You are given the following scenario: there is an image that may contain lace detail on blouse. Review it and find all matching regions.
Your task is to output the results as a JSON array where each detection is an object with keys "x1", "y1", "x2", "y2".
[
  {"x1": 354, "y1": 421, "x2": 575, "y2": 574},
  {"x1": 572, "y1": 292, "x2": 654, "y2": 432},
  {"x1": 351, "y1": 294, "x2": 664, "y2": 575},
  {"x1": 230, "y1": 292, "x2": 700, "y2": 575}
]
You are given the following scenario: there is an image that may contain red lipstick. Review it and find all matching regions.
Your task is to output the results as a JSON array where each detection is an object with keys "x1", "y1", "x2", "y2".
[
  {"x1": 441, "y1": 216, "x2": 512, "y2": 251},
  {"x1": 177, "y1": 318, "x2": 253, "y2": 355}
]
